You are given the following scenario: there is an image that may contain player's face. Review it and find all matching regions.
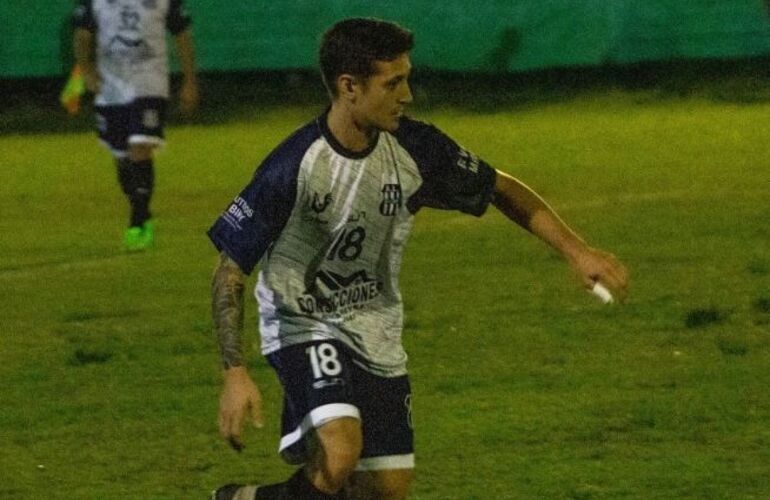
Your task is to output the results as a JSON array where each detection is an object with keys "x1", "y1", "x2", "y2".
[{"x1": 354, "y1": 53, "x2": 413, "y2": 133}]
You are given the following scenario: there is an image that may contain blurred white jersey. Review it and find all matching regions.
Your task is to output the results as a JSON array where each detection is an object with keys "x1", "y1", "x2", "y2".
[{"x1": 72, "y1": 0, "x2": 191, "y2": 105}]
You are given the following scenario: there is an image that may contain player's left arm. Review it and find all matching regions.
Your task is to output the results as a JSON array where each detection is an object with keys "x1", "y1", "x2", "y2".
[
  {"x1": 492, "y1": 169, "x2": 629, "y2": 300},
  {"x1": 174, "y1": 28, "x2": 199, "y2": 115},
  {"x1": 73, "y1": 28, "x2": 99, "y2": 93}
]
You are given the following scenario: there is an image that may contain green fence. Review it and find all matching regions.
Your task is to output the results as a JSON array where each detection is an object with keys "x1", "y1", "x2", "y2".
[{"x1": 2, "y1": 1, "x2": 769, "y2": 78}]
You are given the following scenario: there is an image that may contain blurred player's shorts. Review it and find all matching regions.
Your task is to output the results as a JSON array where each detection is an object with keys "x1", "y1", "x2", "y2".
[{"x1": 95, "y1": 97, "x2": 167, "y2": 157}]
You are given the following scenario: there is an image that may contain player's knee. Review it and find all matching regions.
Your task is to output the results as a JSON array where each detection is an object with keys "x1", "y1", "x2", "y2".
[
  {"x1": 128, "y1": 143, "x2": 154, "y2": 162},
  {"x1": 312, "y1": 417, "x2": 363, "y2": 489},
  {"x1": 324, "y1": 450, "x2": 359, "y2": 489}
]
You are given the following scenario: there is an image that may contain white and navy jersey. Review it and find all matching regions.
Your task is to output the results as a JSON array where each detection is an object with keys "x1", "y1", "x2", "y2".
[
  {"x1": 208, "y1": 113, "x2": 497, "y2": 377},
  {"x1": 72, "y1": 0, "x2": 191, "y2": 105}
]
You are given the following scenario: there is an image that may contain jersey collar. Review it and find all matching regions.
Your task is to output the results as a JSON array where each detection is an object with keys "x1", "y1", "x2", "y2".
[{"x1": 317, "y1": 108, "x2": 380, "y2": 160}]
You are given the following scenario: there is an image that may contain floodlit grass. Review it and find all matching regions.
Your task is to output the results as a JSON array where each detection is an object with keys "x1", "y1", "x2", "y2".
[{"x1": 1, "y1": 92, "x2": 769, "y2": 499}]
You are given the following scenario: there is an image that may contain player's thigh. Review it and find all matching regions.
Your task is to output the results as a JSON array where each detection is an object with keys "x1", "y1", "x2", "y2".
[
  {"x1": 348, "y1": 468, "x2": 413, "y2": 500},
  {"x1": 309, "y1": 416, "x2": 364, "y2": 475},
  {"x1": 95, "y1": 104, "x2": 130, "y2": 158},
  {"x1": 267, "y1": 340, "x2": 362, "y2": 466},
  {"x1": 128, "y1": 143, "x2": 155, "y2": 162}
]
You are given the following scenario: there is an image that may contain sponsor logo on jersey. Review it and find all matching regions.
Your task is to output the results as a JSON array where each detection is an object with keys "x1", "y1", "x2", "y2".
[
  {"x1": 347, "y1": 211, "x2": 366, "y2": 223},
  {"x1": 106, "y1": 35, "x2": 153, "y2": 63},
  {"x1": 457, "y1": 149, "x2": 480, "y2": 174},
  {"x1": 222, "y1": 196, "x2": 254, "y2": 230},
  {"x1": 311, "y1": 192, "x2": 332, "y2": 213},
  {"x1": 379, "y1": 184, "x2": 402, "y2": 216},
  {"x1": 312, "y1": 377, "x2": 344, "y2": 390},
  {"x1": 297, "y1": 270, "x2": 383, "y2": 318}
]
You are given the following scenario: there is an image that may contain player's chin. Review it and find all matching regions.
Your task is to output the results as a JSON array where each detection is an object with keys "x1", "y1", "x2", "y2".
[{"x1": 381, "y1": 115, "x2": 402, "y2": 132}]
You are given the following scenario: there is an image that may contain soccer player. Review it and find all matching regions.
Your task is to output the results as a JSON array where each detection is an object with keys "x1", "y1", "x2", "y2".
[
  {"x1": 72, "y1": 0, "x2": 199, "y2": 251},
  {"x1": 208, "y1": 18, "x2": 629, "y2": 500}
]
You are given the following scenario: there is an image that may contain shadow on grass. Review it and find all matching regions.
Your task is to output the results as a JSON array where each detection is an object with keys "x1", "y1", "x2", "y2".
[
  {"x1": 753, "y1": 297, "x2": 770, "y2": 314},
  {"x1": 716, "y1": 337, "x2": 748, "y2": 356},
  {"x1": 684, "y1": 307, "x2": 728, "y2": 329},
  {"x1": 63, "y1": 310, "x2": 139, "y2": 323},
  {"x1": 68, "y1": 348, "x2": 114, "y2": 366}
]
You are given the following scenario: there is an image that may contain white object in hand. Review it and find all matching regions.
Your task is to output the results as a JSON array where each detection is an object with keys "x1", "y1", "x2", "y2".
[{"x1": 590, "y1": 282, "x2": 614, "y2": 304}]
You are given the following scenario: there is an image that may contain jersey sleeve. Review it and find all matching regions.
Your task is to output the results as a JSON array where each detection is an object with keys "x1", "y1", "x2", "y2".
[
  {"x1": 166, "y1": 0, "x2": 192, "y2": 35},
  {"x1": 396, "y1": 118, "x2": 497, "y2": 216},
  {"x1": 207, "y1": 122, "x2": 321, "y2": 274},
  {"x1": 207, "y1": 159, "x2": 300, "y2": 275},
  {"x1": 71, "y1": 0, "x2": 96, "y2": 32}
]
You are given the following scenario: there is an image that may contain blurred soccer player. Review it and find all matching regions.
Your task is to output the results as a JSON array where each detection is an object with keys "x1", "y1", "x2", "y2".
[
  {"x1": 209, "y1": 18, "x2": 628, "y2": 500},
  {"x1": 72, "y1": 0, "x2": 199, "y2": 251}
]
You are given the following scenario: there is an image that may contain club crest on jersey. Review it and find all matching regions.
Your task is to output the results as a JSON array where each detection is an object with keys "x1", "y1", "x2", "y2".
[
  {"x1": 379, "y1": 184, "x2": 402, "y2": 216},
  {"x1": 142, "y1": 109, "x2": 160, "y2": 129},
  {"x1": 311, "y1": 192, "x2": 332, "y2": 213}
]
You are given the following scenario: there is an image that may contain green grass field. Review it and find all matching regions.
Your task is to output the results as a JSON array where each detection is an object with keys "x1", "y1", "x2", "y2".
[{"x1": 1, "y1": 88, "x2": 769, "y2": 499}]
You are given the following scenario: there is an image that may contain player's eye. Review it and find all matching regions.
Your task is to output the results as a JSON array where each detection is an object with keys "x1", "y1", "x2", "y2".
[{"x1": 386, "y1": 77, "x2": 403, "y2": 90}]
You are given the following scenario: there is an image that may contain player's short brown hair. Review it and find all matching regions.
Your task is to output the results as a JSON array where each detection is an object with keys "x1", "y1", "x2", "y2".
[{"x1": 319, "y1": 18, "x2": 414, "y2": 97}]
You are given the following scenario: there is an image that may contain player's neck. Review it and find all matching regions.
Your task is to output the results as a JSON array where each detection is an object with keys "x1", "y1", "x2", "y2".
[{"x1": 326, "y1": 104, "x2": 378, "y2": 153}]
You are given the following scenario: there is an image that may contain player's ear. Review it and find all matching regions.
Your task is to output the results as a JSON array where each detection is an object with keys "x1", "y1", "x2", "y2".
[{"x1": 337, "y1": 74, "x2": 357, "y2": 102}]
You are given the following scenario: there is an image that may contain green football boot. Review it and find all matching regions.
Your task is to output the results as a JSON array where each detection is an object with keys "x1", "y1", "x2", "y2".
[
  {"x1": 123, "y1": 226, "x2": 145, "y2": 252},
  {"x1": 140, "y1": 218, "x2": 155, "y2": 248},
  {"x1": 123, "y1": 219, "x2": 154, "y2": 251}
]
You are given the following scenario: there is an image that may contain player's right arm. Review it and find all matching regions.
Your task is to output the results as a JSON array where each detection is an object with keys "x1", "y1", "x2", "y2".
[
  {"x1": 72, "y1": 0, "x2": 99, "y2": 93},
  {"x1": 212, "y1": 251, "x2": 264, "y2": 451}
]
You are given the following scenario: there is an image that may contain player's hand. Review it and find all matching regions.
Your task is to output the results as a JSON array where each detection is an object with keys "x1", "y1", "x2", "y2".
[
  {"x1": 569, "y1": 246, "x2": 629, "y2": 302},
  {"x1": 178, "y1": 78, "x2": 199, "y2": 116},
  {"x1": 218, "y1": 366, "x2": 264, "y2": 452}
]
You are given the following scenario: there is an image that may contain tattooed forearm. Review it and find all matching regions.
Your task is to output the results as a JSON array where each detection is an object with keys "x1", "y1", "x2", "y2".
[{"x1": 212, "y1": 252, "x2": 246, "y2": 369}]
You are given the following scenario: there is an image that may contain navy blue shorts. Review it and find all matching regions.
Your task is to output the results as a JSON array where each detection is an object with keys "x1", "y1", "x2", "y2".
[
  {"x1": 266, "y1": 340, "x2": 414, "y2": 471},
  {"x1": 95, "y1": 97, "x2": 167, "y2": 157}
]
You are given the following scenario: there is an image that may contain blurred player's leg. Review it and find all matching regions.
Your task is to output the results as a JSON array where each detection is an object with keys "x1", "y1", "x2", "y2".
[
  {"x1": 212, "y1": 470, "x2": 345, "y2": 499},
  {"x1": 212, "y1": 418, "x2": 361, "y2": 499},
  {"x1": 117, "y1": 143, "x2": 155, "y2": 250},
  {"x1": 119, "y1": 98, "x2": 165, "y2": 250},
  {"x1": 306, "y1": 417, "x2": 362, "y2": 494}
]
